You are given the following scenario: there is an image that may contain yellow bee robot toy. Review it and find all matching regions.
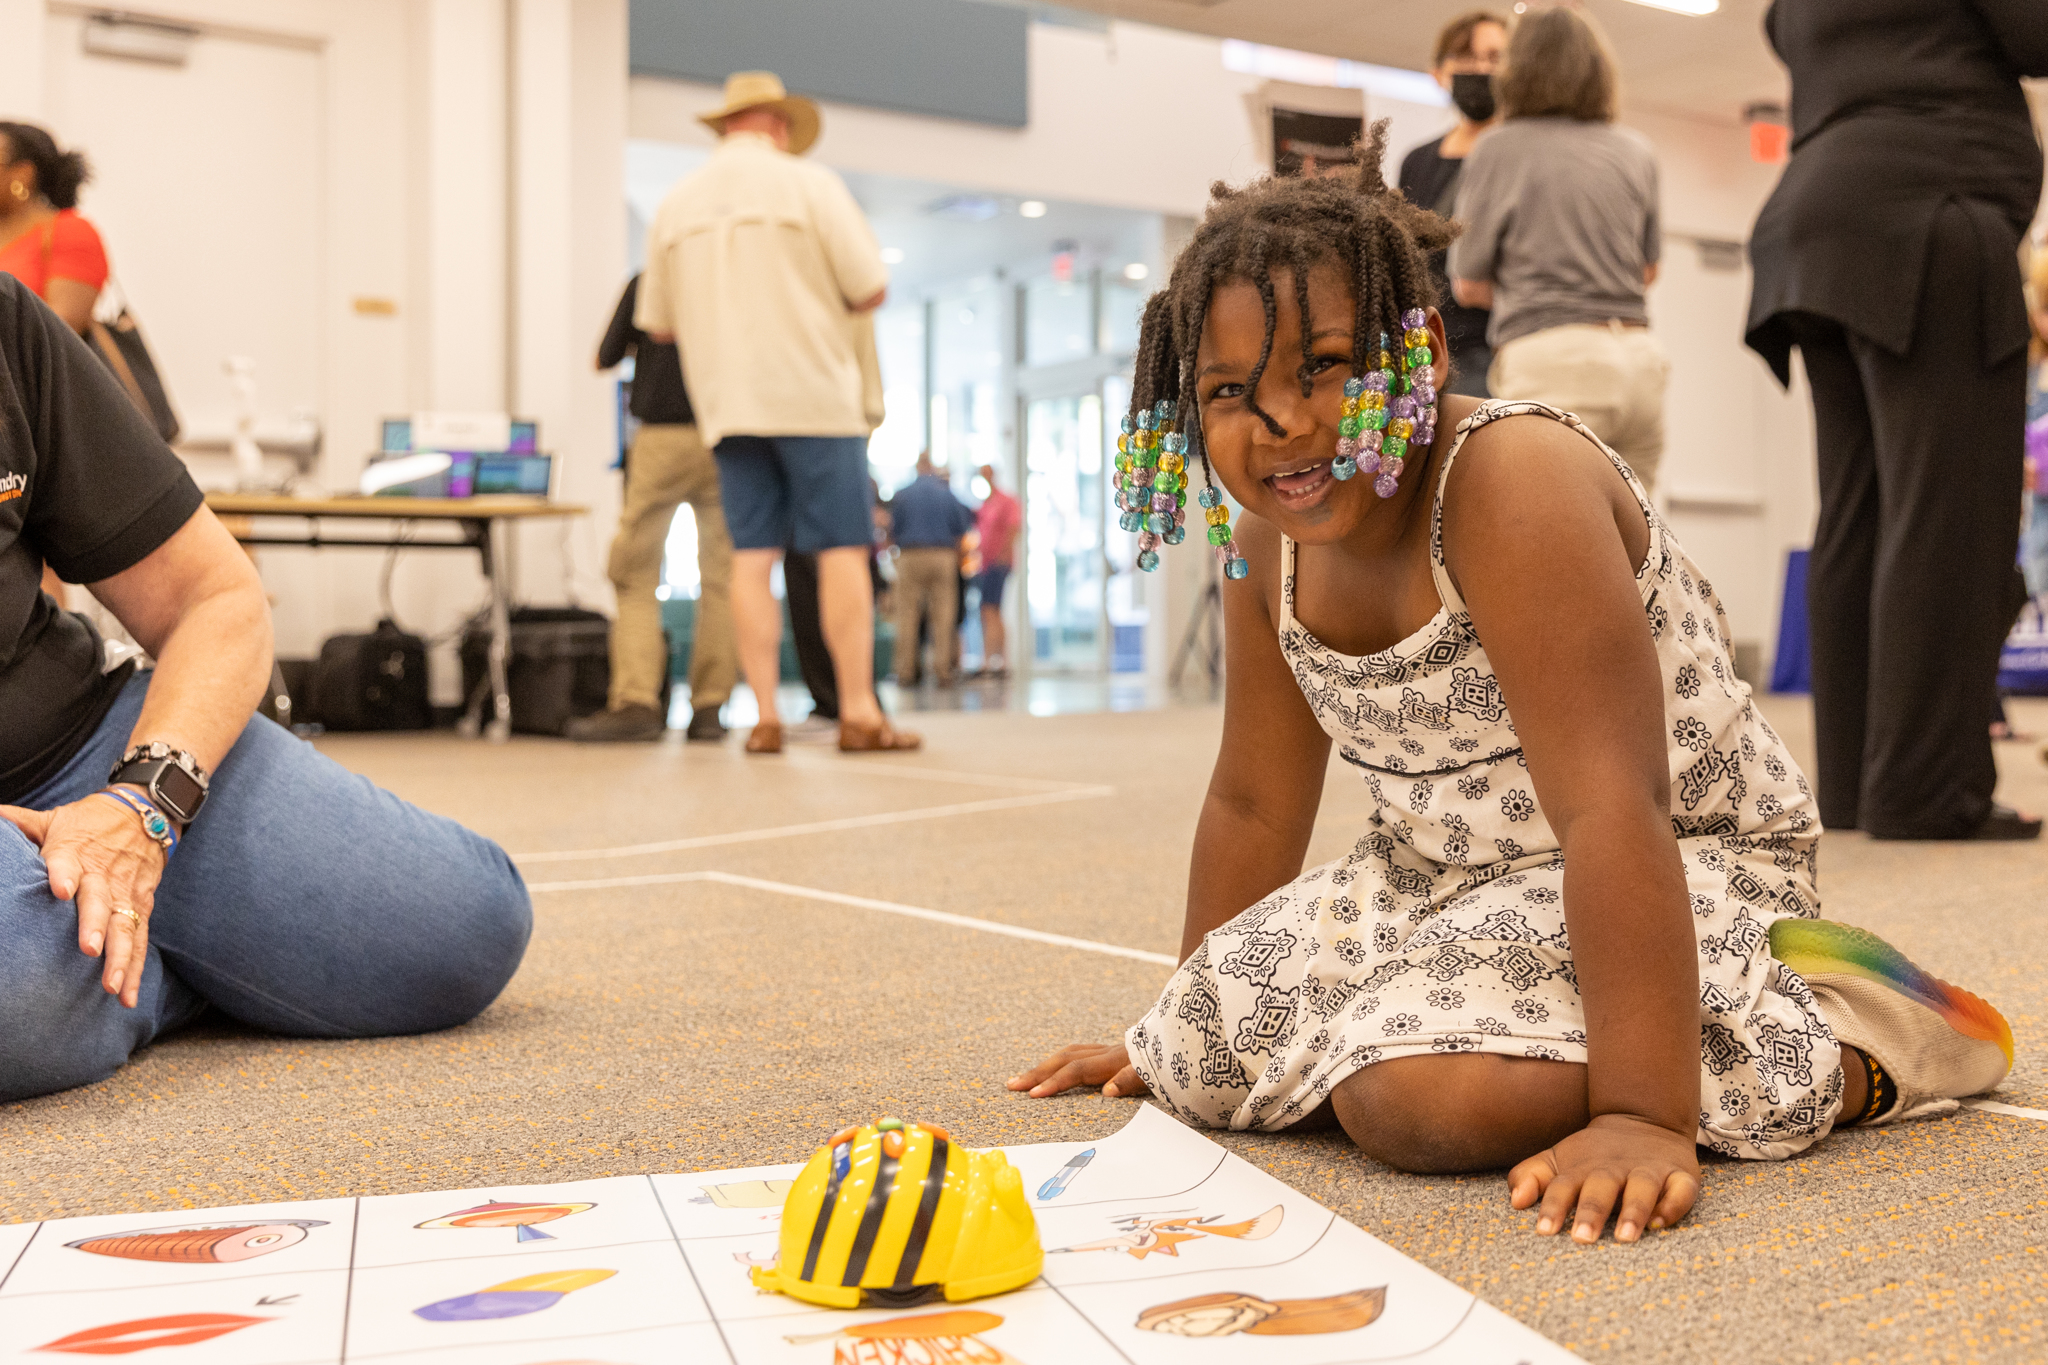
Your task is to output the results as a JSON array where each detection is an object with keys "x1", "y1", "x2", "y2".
[{"x1": 752, "y1": 1118, "x2": 1042, "y2": 1309}]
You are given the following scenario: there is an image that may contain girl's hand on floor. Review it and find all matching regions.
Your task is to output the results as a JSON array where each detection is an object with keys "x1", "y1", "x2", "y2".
[
  {"x1": 0, "y1": 798, "x2": 163, "y2": 1009},
  {"x1": 1008, "y1": 1042, "x2": 1151, "y2": 1099},
  {"x1": 1507, "y1": 1113, "x2": 1700, "y2": 1244}
]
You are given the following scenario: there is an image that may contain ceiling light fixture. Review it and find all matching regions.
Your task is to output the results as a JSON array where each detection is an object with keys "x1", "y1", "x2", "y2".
[
  {"x1": 1122, "y1": 263, "x2": 1149, "y2": 281},
  {"x1": 880, "y1": 247, "x2": 905, "y2": 264},
  {"x1": 1019, "y1": 200, "x2": 1048, "y2": 219},
  {"x1": 1620, "y1": 0, "x2": 1718, "y2": 13}
]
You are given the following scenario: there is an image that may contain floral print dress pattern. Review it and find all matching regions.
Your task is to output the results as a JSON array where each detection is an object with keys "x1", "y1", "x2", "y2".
[{"x1": 1126, "y1": 401, "x2": 1842, "y2": 1160}]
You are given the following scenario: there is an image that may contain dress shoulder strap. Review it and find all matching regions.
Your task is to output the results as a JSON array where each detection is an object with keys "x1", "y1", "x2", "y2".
[
  {"x1": 1278, "y1": 532, "x2": 1299, "y2": 628},
  {"x1": 1426, "y1": 398, "x2": 1663, "y2": 618}
]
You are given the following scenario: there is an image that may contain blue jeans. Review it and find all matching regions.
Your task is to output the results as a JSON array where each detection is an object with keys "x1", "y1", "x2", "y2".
[{"x1": 0, "y1": 673, "x2": 532, "y2": 1103}]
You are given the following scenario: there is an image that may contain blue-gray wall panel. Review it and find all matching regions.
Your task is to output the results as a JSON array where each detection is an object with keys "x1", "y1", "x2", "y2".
[{"x1": 630, "y1": 0, "x2": 1028, "y2": 129}]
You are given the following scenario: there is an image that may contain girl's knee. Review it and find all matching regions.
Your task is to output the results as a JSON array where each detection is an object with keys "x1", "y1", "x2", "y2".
[{"x1": 1329, "y1": 1054, "x2": 1588, "y2": 1174}]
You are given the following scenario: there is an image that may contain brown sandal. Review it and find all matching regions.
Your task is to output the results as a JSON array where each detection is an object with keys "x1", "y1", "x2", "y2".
[
  {"x1": 745, "y1": 721, "x2": 784, "y2": 754},
  {"x1": 838, "y1": 720, "x2": 922, "y2": 752}
]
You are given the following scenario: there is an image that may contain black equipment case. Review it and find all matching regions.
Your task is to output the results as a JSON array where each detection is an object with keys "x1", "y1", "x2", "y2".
[
  {"x1": 459, "y1": 606, "x2": 660, "y2": 737},
  {"x1": 308, "y1": 619, "x2": 433, "y2": 731}
]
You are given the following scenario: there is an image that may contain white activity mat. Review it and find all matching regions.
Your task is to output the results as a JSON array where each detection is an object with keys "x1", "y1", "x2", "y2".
[{"x1": 0, "y1": 1106, "x2": 1576, "y2": 1363}]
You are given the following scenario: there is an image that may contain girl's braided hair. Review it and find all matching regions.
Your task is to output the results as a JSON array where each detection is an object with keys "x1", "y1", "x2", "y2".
[{"x1": 1131, "y1": 119, "x2": 1459, "y2": 469}]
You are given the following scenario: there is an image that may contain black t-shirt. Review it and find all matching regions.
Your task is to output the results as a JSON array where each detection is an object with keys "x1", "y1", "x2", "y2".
[
  {"x1": 0, "y1": 274, "x2": 203, "y2": 803},
  {"x1": 1398, "y1": 136, "x2": 1493, "y2": 358},
  {"x1": 597, "y1": 274, "x2": 694, "y2": 425}
]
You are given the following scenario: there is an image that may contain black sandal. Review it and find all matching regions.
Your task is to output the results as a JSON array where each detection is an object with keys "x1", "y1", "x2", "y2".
[{"x1": 1971, "y1": 803, "x2": 2043, "y2": 841}]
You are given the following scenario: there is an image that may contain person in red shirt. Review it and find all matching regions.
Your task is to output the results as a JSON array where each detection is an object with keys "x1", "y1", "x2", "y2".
[
  {"x1": 0, "y1": 124, "x2": 108, "y2": 606},
  {"x1": 0, "y1": 124, "x2": 106, "y2": 336},
  {"x1": 972, "y1": 463, "x2": 1022, "y2": 677}
]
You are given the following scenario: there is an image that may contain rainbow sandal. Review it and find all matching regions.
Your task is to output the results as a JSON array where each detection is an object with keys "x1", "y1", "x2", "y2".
[{"x1": 1771, "y1": 920, "x2": 2013, "y2": 1122}]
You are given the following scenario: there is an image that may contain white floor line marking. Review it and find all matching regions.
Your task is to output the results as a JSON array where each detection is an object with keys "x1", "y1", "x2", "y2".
[
  {"x1": 1963, "y1": 1098, "x2": 2048, "y2": 1123},
  {"x1": 524, "y1": 868, "x2": 1178, "y2": 968},
  {"x1": 775, "y1": 759, "x2": 1099, "y2": 793},
  {"x1": 511, "y1": 786, "x2": 1115, "y2": 863}
]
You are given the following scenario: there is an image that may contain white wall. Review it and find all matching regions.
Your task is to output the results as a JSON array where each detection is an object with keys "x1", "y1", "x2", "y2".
[
  {"x1": 4, "y1": 0, "x2": 627, "y2": 703},
  {"x1": 631, "y1": 18, "x2": 1815, "y2": 677},
  {"x1": 1, "y1": 2, "x2": 1823, "y2": 699}
]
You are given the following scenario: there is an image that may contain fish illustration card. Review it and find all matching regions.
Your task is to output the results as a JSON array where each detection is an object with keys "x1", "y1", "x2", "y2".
[
  {"x1": 338, "y1": 1320, "x2": 729, "y2": 1365},
  {"x1": 1030, "y1": 1161, "x2": 1338, "y2": 1289},
  {"x1": 676, "y1": 1227, "x2": 823, "y2": 1327},
  {"x1": 1000, "y1": 1105, "x2": 1228, "y2": 1213},
  {"x1": 0, "y1": 1198, "x2": 356, "y2": 1298},
  {"x1": 0, "y1": 1266, "x2": 346, "y2": 1365},
  {"x1": 0, "y1": 1106, "x2": 1579, "y2": 1363},
  {"x1": 715, "y1": 1287, "x2": 1124, "y2": 1365},
  {"x1": 353, "y1": 1176, "x2": 670, "y2": 1269},
  {"x1": 1061, "y1": 1213, "x2": 1574, "y2": 1365},
  {"x1": 1408, "y1": 1297, "x2": 1581, "y2": 1362},
  {"x1": 0, "y1": 1221, "x2": 36, "y2": 1278},
  {"x1": 341, "y1": 1240, "x2": 708, "y2": 1361},
  {"x1": 651, "y1": 1166, "x2": 804, "y2": 1241}
]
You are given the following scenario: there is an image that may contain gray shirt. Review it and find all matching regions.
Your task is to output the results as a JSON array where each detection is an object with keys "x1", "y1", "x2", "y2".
[{"x1": 1448, "y1": 119, "x2": 1661, "y2": 349}]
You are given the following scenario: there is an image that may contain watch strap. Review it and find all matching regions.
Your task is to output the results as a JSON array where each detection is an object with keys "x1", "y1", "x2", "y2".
[
  {"x1": 108, "y1": 745, "x2": 210, "y2": 825},
  {"x1": 110, "y1": 742, "x2": 210, "y2": 789}
]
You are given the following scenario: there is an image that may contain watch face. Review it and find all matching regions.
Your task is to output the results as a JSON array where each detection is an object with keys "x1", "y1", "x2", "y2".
[{"x1": 153, "y1": 765, "x2": 205, "y2": 821}]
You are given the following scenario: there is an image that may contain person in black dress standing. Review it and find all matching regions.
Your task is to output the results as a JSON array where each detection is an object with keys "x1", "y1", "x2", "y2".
[
  {"x1": 1746, "y1": 0, "x2": 2046, "y2": 840},
  {"x1": 1398, "y1": 11, "x2": 1507, "y2": 397}
]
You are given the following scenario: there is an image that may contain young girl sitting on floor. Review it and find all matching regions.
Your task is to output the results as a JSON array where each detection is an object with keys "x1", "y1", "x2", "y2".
[{"x1": 1009, "y1": 123, "x2": 2014, "y2": 1245}]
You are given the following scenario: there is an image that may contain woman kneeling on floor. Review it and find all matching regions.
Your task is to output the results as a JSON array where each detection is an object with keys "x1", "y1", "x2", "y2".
[
  {"x1": 0, "y1": 274, "x2": 531, "y2": 1103},
  {"x1": 1010, "y1": 123, "x2": 2013, "y2": 1244}
]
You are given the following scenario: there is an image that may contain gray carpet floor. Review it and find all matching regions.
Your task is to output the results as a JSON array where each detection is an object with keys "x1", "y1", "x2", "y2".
[{"x1": 3, "y1": 692, "x2": 2045, "y2": 1363}]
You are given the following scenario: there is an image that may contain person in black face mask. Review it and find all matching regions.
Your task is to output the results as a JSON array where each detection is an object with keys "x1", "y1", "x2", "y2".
[{"x1": 1397, "y1": 11, "x2": 1507, "y2": 397}]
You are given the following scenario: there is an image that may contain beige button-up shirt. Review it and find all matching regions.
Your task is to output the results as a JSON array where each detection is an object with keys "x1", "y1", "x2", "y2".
[{"x1": 637, "y1": 132, "x2": 889, "y2": 448}]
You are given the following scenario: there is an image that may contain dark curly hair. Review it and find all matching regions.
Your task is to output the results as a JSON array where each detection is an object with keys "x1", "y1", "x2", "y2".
[
  {"x1": 0, "y1": 122, "x2": 91, "y2": 211},
  {"x1": 1130, "y1": 119, "x2": 1458, "y2": 475}
]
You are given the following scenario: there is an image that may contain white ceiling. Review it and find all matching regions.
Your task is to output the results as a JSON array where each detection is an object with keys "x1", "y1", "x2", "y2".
[{"x1": 1040, "y1": 0, "x2": 1789, "y2": 125}]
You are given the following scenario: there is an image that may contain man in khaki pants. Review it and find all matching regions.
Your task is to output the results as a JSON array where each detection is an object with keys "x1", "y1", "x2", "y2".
[
  {"x1": 570, "y1": 275, "x2": 736, "y2": 742},
  {"x1": 888, "y1": 452, "x2": 973, "y2": 686}
]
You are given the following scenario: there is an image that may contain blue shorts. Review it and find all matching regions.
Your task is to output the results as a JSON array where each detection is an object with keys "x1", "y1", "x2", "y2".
[
  {"x1": 974, "y1": 563, "x2": 1011, "y2": 607},
  {"x1": 712, "y1": 435, "x2": 875, "y2": 553}
]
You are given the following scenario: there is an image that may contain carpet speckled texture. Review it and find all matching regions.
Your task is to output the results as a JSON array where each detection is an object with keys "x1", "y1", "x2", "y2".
[{"x1": 4, "y1": 693, "x2": 2046, "y2": 1363}]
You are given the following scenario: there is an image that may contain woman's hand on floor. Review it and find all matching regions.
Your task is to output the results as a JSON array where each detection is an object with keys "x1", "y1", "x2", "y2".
[
  {"x1": 1508, "y1": 1113, "x2": 1700, "y2": 1243},
  {"x1": 1008, "y1": 1042, "x2": 1151, "y2": 1099},
  {"x1": 0, "y1": 796, "x2": 164, "y2": 1008}
]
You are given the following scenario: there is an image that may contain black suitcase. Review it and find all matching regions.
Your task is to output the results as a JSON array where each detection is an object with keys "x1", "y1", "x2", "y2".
[
  {"x1": 459, "y1": 607, "x2": 658, "y2": 736},
  {"x1": 309, "y1": 619, "x2": 433, "y2": 731}
]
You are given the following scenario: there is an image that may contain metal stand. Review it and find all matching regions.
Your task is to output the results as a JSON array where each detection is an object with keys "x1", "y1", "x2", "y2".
[
  {"x1": 456, "y1": 517, "x2": 514, "y2": 742},
  {"x1": 1169, "y1": 561, "x2": 1225, "y2": 693}
]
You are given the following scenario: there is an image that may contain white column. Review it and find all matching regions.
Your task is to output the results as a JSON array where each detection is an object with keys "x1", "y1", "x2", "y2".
[
  {"x1": 511, "y1": 0, "x2": 574, "y2": 433},
  {"x1": 0, "y1": 0, "x2": 45, "y2": 119},
  {"x1": 502, "y1": 0, "x2": 626, "y2": 606},
  {"x1": 415, "y1": 0, "x2": 509, "y2": 411}
]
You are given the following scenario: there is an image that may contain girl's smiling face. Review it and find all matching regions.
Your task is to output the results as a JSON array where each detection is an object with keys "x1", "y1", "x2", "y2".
[{"x1": 1195, "y1": 261, "x2": 1449, "y2": 542}]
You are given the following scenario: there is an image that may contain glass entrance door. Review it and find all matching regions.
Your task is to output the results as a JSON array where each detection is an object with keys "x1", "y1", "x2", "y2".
[{"x1": 1024, "y1": 392, "x2": 1107, "y2": 671}]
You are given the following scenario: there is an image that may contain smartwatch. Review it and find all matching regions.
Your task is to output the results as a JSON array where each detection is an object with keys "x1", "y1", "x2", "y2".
[{"x1": 108, "y1": 742, "x2": 210, "y2": 825}]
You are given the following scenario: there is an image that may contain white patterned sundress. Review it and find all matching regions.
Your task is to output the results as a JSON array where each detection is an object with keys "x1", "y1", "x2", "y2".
[{"x1": 1127, "y1": 400, "x2": 1843, "y2": 1161}]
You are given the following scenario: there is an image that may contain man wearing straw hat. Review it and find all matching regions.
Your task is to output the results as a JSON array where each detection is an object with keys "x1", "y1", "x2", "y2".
[{"x1": 638, "y1": 71, "x2": 918, "y2": 755}]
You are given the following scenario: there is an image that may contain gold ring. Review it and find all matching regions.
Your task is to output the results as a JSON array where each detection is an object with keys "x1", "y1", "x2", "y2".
[{"x1": 109, "y1": 908, "x2": 140, "y2": 929}]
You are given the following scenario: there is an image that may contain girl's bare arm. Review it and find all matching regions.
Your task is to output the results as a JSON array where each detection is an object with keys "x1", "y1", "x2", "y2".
[
  {"x1": 1008, "y1": 513, "x2": 1329, "y2": 1100},
  {"x1": 1441, "y1": 416, "x2": 1701, "y2": 1239},
  {"x1": 1179, "y1": 511, "x2": 1333, "y2": 960}
]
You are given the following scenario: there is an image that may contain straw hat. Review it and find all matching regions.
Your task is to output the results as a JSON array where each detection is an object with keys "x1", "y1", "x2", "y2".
[{"x1": 697, "y1": 71, "x2": 821, "y2": 156}]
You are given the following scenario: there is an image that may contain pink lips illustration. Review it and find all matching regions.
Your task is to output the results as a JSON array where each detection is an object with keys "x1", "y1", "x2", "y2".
[{"x1": 34, "y1": 1313, "x2": 272, "y2": 1355}]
